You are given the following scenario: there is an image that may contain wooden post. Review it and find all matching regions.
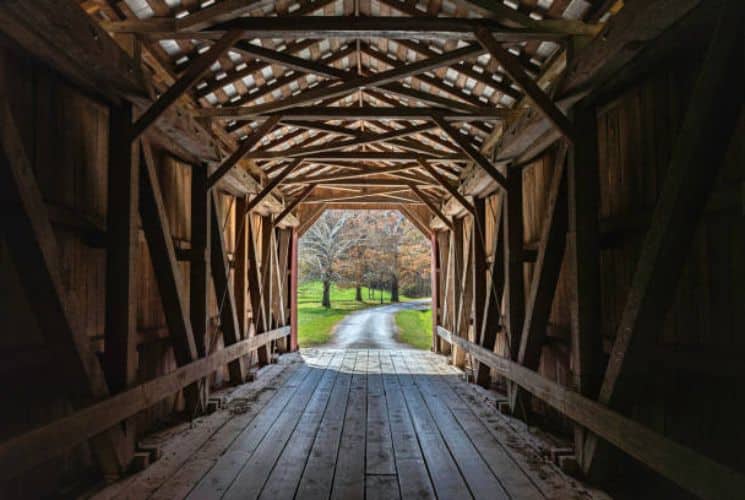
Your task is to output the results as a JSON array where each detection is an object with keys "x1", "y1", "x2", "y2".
[
  {"x1": 430, "y1": 232, "x2": 440, "y2": 352},
  {"x1": 503, "y1": 168, "x2": 525, "y2": 362},
  {"x1": 503, "y1": 167, "x2": 525, "y2": 412},
  {"x1": 234, "y1": 196, "x2": 249, "y2": 337},
  {"x1": 260, "y1": 215, "x2": 275, "y2": 357},
  {"x1": 209, "y1": 193, "x2": 246, "y2": 384},
  {"x1": 436, "y1": 230, "x2": 451, "y2": 355},
  {"x1": 247, "y1": 216, "x2": 269, "y2": 364},
  {"x1": 565, "y1": 106, "x2": 602, "y2": 468},
  {"x1": 190, "y1": 164, "x2": 211, "y2": 359},
  {"x1": 476, "y1": 197, "x2": 503, "y2": 387},
  {"x1": 471, "y1": 197, "x2": 488, "y2": 369},
  {"x1": 290, "y1": 229, "x2": 300, "y2": 351},
  {"x1": 451, "y1": 217, "x2": 466, "y2": 367},
  {"x1": 104, "y1": 103, "x2": 139, "y2": 395}
]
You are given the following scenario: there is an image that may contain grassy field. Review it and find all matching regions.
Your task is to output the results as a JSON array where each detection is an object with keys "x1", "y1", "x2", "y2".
[
  {"x1": 394, "y1": 309, "x2": 433, "y2": 350},
  {"x1": 297, "y1": 281, "x2": 412, "y2": 346}
]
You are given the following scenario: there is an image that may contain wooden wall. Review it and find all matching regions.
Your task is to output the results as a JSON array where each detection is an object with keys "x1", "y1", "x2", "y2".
[
  {"x1": 493, "y1": 52, "x2": 745, "y2": 491},
  {"x1": 0, "y1": 43, "x2": 254, "y2": 497}
]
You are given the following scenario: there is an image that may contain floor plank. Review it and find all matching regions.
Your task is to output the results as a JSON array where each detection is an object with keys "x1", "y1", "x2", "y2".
[
  {"x1": 330, "y1": 350, "x2": 368, "y2": 500},
  {"x1": 382, "y1": 351, "x2": 436, "y2": 500},
  {"x1": 222, "y1": 353, "x2": 337, "y2": 499},
  {"x1": 405, "y1": 353, "x2": 509, "y2": 500},
  {"x1": 258, "y1": 352, "x2": 345, "y2": 499},
  {"x1": 295, "y1": 351, "x2": 356, "y2": 499},
  {"x1": 186, "y1": 354, "x2": 324, "y2": 499},
  {"x1": 366, "y1": 350, "x2": 396, "y2": 476},
  {"x1": 419, "y1": 354, "x2": 545, "y2": 499},
  {"x1": 92, "y1": 349, "x2": 606, "y2": 500},
  {"x1": 393, "y1": 353, "x2": 472, "y2": 500}
]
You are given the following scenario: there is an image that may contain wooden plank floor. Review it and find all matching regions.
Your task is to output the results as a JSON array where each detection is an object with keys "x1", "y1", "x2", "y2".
[{"x1": 92, "y1": 349, "x2": 606, "y2": 500}]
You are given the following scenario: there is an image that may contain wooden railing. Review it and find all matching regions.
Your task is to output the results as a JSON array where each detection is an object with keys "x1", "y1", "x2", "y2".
[
  {"x1": 0, "y1": 327, "x2": 290, "y2": 481},
  {"x1": 435, "y1": 326, "x2": 745, "y2": 500}
]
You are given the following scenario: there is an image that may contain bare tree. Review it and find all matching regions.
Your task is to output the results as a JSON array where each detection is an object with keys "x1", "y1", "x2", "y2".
[{"x1": 300, "y1": 211, "x2": 357, "y2": 308}]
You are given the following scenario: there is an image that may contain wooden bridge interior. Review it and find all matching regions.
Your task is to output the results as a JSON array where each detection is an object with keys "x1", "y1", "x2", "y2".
[{"x1": 0, "y1": 0, "x2": 743, "y2": 498}]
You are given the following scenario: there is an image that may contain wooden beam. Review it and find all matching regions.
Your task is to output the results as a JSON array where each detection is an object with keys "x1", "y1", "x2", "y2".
[
  {"x1": 130, "y1": 29, "x2": 244, "y2": 141},
  {"x1": 209, "y1": 193, "x2": 246, "y2": 384},
  {"x1": 476, "y1": 200, "x2": 504, "y2": 387},
  {"x1": 274, "y1": 184, "x2": 316, "y2": 227},
  {"x1": 246, "y1": 151, "x2": 462, "y2": 162},
  {"x1": 207, "y1": 115, "x2": 282, "y2": 188},
  {"x1": 297, "y1": 203, "x2": 328, "y2": 237},
  {"x1": 435, "y1": 327, "x2": 745, "y2": 500},
  {"x1": 243, "y1": 159, "x2": 302, "y2": 215},
  {"x1": 245, "y1": 123, "x2": 439, "y2": 159},
  {"x1": 199, "y1": 43, "x2": 482, "y2": 119},
  {"x1": 0, "y1": 93, "x2": 127, "y2": 477},
  {"x1": 281, "y1": 120, "x2": 361, "y2": 138},
  {"x1": 471, "y1": 197, "x2": 488, "y2": 366},
  {"x1": 200, "y1": 105, "x2": 511, "y2": 121},
  {"x1": 113, "y1": 16, "x2": 568, "y2": 40},
  {"x1": 234, "y1": 196, "x2": 249, "y2": 337},
  {"x1": 453, "y1": 216, "x2": 472, "y2": 368},
  {"x1": 139, "y1": 142, "x2": 205, "y2": 411},
  {"x1": 511, "y1": 143, "x2": 569, "y2": 410},
  {"x1": 190, "y1": 164, "x2": 211, "y2": 359},
  {"x1": 411, "y1": 185, "x2": 452, "y2": 230},
  {"x1": 474, "y1": 26, "x2": 576, "y2": 144},
  {"x1": 416, "y1": 158, "x2": 474, "y2": 213},
  {"x1": 104, "y1": 104, "x2": 139, "y2": 395},
  {"x1": 0, "y1": 327, "x2": 290, "y2": 482},
  {"x1": 502, "y1": 168, "x2": 524, "y2": 362},
  {"x1": 584, "y1": 2, "x2": 744, "y2": 475},
  {"x1": 431, "y1": 114, "x2": 507, "y2": 189},
  {"x1": 246, "y1": 216, "x2": 269, "y2": 365},
  {"x1": 289, "y1": 230, "x2": 299, "y2": 351}
]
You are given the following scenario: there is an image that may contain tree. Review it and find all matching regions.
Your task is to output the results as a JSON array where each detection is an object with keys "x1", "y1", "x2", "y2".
[{"x1": 300, "y1": 210, "x2": 356, "y2": 308}]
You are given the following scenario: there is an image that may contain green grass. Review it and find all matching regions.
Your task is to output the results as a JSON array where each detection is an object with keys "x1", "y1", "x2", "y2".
[
  {"x1": 394, "y1": 309, "x2": 433, "y2": 350},
  {"x1": 298, "y1": 281, "x2": 392, "y2": 346}
]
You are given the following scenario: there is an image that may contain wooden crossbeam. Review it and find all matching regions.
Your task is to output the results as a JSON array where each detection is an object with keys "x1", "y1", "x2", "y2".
[
  {"x1": 130, "y1": 29, "x2": 243, "y2": 141},
  {"x1": 207, "y1": 115, "x2": 281, "y2": 188},
  {"x1": 288, "y1": 164, "x2": 421, "y2": 183},
  {"x1": 0, "y1": 93, "x2": 128, "y2": 477},
  {"x1": 398, "y1": 204, "x2": 432, "y2": 238},
  {"x1": 274, "y1": 184, "x2": 316, "y2": 227},
  {"x1": 209, "y1": 193, "x2": 246, "y2": 384},
  {"x1": 243, "y1": 159, "x2": 302, "y2": 215},
  {"x1": 436, "y1": 327, "x2": 745, "y2": 500},
  {"x1": 198, "y1": 44, "x2": 483, "y2": 119},
  {"x1": 431, "y1": 114, "x2": 508, "y2": 189},
  {"x1": 201, "y1": 105, "x2": 512, "y2": 121},
  {"x1": 117, "y1": 16, "x2": 569, "y2": 41},
  {"x1": 139, "y1": 143, "x2": 203, "y2": 413},
  {"x1": 246, "y1": 216, "x2": 269, "y2": 365},
  {"x1": 411, "y1": 184, "x2": 452, "y2": 230},
  {"x1": 416, "y1": 158, "x2": 474, "y2": 214},
  {"x1": 0, "y1": 327, "x2": 289, "y2": 482},
  {"x1": 244, "y1": 123, "x2": 439, "y2": 159},
  {"x1": 474, "y1": 27, "x2": 576, "y2": 144},
  {"x1": 510, "y1": 143, "x2": 569, "y2": 410},
  {"x1": 280, "y1": 120, "x2": 361, "y2": 138},
  {"x1": 584, "y1": 2, "x2": 744, "y2": 475}
]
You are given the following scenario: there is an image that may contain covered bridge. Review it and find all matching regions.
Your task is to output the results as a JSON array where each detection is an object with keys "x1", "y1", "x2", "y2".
[{"x1": 0, "y1": 0, "x2": 743, "y2": 498}]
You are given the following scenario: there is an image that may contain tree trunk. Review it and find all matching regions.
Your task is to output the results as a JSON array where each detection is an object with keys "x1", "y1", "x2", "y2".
[
  {"x1": 391, "y1": 276, "x2": 399, "y2": 303},
  {"x1": 322, "y1": 280, "x2": 331, "y2": 308},
  {"x1": 355, "y1": 285, "x2": 362, "y2": 302}
]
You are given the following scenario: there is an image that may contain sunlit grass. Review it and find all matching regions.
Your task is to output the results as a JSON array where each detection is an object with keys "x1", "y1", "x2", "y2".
[
  {"x1": 298, "y1": 281, "x2": 414, "y2": 346},
  {"x1": 394, "y1": 309, "x2": 433, "y2": 350}
]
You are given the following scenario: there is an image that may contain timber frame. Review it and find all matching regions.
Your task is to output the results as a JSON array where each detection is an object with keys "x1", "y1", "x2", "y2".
[{"x1": 0, "y1": 0, "x2": 743, "y2": 498}]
